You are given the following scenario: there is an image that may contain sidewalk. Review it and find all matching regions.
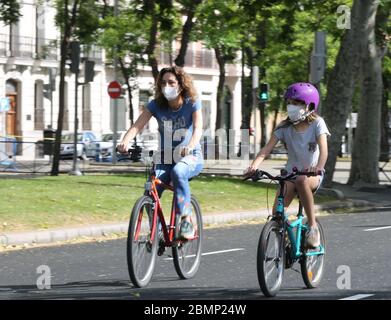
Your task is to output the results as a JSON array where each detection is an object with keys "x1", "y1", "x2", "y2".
[{"x1": 1, "y1": 159, "x2": 391, "y2": 247}]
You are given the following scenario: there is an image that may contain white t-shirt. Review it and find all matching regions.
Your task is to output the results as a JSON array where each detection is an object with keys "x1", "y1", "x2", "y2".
[{"x1": 273, "y1": 117, "x2": 331, "y2": 172}]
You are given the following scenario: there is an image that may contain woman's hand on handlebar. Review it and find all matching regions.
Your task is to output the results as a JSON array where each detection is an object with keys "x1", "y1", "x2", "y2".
[
  {"x1": 116, "y1": 143, "x2": 128, "y2": 154},
  {"x1": 243, "y1": 165, "x2": 257, "y2": 178}
]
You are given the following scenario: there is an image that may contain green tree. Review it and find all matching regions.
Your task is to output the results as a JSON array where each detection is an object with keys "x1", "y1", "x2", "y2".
[
  {"x1": 51, "y1": 0, "x2": 103, "y2": 176},
  {"x1": 196, "y1": 0, "x2": 244, "y2": 131},
  {"x1": 378, "y1": 1, "x2": 391, "y2": 162},
  {"x1": 133, "y1": 0, "x2": 206, "y2": 77},
  {"x1": 99, "y1": 3, "x2": 151, "y2": 125},
  {"x1": 322, "y1": 0, "x2": 379, "y2": 187},
  {"x1": 349, "y1": 0, "x2": 390, "y2": 184},
  {"x1": 0, "y1": 0, "x2": 21, "y2": 25},
  {"x1": 174, "y1": 0, "x2": 203, "y2": 67}
]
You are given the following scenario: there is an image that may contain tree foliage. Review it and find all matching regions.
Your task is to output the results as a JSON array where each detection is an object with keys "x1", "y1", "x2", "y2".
[{"x1": 0, "y1": 0, "x2": 21, "y2": 25}]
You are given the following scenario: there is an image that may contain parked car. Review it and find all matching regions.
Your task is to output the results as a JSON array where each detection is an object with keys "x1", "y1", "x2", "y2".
[
  {"x1": 98, "y1": 131, "x2": 127, "y2": 162},
  {"x1": 60, "y1": 131, "x2": 100, "y2": 160},
  {"x1": 98, "y1": 130, "x2": 159, "y2": 162}
]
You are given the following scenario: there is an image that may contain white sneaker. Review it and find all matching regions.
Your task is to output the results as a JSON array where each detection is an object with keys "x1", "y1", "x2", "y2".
[{"x1": 305, "y1": 225, "x2": 320, "y2": 248}]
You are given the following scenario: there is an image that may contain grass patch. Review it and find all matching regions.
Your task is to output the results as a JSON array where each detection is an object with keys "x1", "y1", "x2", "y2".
[{"x1": 0, "y1": 173, "x2": 331, "y2": 232}]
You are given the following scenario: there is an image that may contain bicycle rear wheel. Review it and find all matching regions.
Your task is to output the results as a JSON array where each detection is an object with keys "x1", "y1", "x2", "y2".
[
  {"x1": 172, "y1": 195, "x2": 203, "y2": 279},
  {"x1": 257, "y1": 220, "x2": 285, "y2": 297},
  {"x1": 127, "y1": 196, "x2": 158, "y2": 287},
  {"x1": 300, "y1": 219, "x2": 326, "y2": 288}
]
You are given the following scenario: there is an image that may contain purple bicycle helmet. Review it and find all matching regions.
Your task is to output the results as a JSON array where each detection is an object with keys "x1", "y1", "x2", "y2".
[{"x1": 284, "y1": 82, "x2": 320, "y2": 111}]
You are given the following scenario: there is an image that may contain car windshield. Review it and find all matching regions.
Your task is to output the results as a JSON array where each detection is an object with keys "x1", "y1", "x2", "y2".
[{"x1": 62, "y1": 134, "x2": 82, "y2": 142}]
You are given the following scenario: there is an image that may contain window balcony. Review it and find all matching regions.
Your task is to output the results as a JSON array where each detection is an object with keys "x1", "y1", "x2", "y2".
[{"x1": 0, "y1": 34, "x2": 103, "y2": 63}]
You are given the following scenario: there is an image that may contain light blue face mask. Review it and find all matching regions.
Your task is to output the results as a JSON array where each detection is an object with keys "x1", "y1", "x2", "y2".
[
  {"x1": 163, "y1": 86, "x2": 179, "y2": 101},
  {"x1": 287, "y1": 104, "x2": 306, "y2": 123}
]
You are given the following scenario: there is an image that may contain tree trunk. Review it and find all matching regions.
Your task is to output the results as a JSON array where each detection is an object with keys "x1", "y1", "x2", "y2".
[
  {"x1": 259, "y1": 102, "x2": 266, "y2": 148},
  {"x1": 379, "y1": 73, "x2": 390, "y2": 162},
  {"x1": 348, "y1": 47, "x2": 382, "y2": 184},
  {"x1": 51, "y1": 0, "x2": 79, "y2": 175},
  {"x1": 377, "y1": 4, "x2": 390, "y2": 163},
  {"x1": 272, "y1": 107, "x2": 279, "y2": 132},
  {"x1": 257, "y1": 20, "x2": 267, "y2": 149},
  {"x1": 214, "y1": 46, "x2": 226, "y2": 131},
  {"x1": 240, "y1": 46, "x2": 252, "y2": 131},
  {"x1": 348, "y1": 2, "x2": 384, "y2": 185},
  {"x1": 51, "y1": 34, "x2": 68, "y2": 176},
  {"x1": 321, "y1": 0, "x2": 377, "y2": 187},
  {"x1": 118, "y1": 58, "x2": 134, "y2": 125},
  {"x1": 174, "y1": 0, "x2": 202, "y2": 67},
  {"x1": 145, "y1": 0, "x2": 159, "y2": 81}
]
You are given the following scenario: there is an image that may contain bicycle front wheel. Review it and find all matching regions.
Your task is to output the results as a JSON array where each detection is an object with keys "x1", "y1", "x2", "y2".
[
  {"x1": 172, "y1": 195, "x2": 203, "y2": 279},
  {"x1": 127, "y1": 196, "x2": 158, "y2": 288},
  {"x1": 257, "y1": 220, "x2": 285, "y2": 297},
  {"x1": 300, "y1": 219, "x2": 326, "y2": 288}
]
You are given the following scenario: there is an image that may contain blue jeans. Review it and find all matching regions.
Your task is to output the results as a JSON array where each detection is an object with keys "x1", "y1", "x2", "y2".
[{"x1": 155, "y1": 150, "x2": 203, "y2": 217}]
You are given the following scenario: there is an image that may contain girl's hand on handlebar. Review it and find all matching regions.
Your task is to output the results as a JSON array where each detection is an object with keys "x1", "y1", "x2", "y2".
[{"x1": 305, "y1": 167, "x2": 325, "y2": 175}]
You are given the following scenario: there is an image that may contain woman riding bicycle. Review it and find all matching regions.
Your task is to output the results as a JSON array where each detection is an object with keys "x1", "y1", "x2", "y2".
[
  {"x1": 244, "y1": 82, "x2": 330, "y2": 248},
  {"x1": 117, "y1": 66, "x2": 203, "y2": 240}
]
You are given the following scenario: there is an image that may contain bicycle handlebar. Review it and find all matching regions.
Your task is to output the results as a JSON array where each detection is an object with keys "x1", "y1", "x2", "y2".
[
  {"x1": 115, "y1": 146, "x2": 132, "y2": 154},
  {"x1": 116, "y1": 146, "x2": 154, "y2": 157},
  {"x1": 244, "y1": 167, "x2": 323, "y2": 182}
]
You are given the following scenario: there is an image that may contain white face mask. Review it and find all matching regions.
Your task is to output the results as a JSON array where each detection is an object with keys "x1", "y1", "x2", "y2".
[
  {"x1": 162, "y1": 86, "x2": 179, "y2": 101},
  {"x1": 287, "y1": 104, "x2": 306, "y2": 123}
]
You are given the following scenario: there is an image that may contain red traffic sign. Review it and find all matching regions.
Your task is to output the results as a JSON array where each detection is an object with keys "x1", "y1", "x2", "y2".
[{"x1": 107, "y1": 81, "x2": 122, "y2": 99}]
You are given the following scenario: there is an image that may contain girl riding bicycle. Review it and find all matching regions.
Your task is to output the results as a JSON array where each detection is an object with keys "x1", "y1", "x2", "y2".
[
  {"x1": 244, "y1": 82, "x2": 330, "y2": 248},
  {"x1": 117, "y1": 66, "x2": 203, "y2": 240}
]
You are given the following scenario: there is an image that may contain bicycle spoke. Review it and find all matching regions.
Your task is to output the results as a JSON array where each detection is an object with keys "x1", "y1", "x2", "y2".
[
  {"x1": 172, "y1": 196, "x2": 202, "y2": 280},
  {"x1": 258, "y1": 221, "x2": 284, "y2": 297},
  {"x1": 127, "y1": 196, "x2": 157, "y2": 287},
  {"x1": 300, "y1": 220, "x2": 325, "y2": 288}
]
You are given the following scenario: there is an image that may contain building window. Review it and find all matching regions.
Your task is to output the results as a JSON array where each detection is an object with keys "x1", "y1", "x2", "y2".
[
  {"x1": 201, "y1": 100, "x2": 211, "y2": 131},
  {"x1": 35, "y1": 5, "x2": 45, "y2": 58}
]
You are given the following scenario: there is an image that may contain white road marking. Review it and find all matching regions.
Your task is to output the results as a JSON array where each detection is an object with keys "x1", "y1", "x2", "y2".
[
  {"x1": 339, "y1": 294, "x2": 374, "y2": 300},
  {"x1": 163, "y1": 248, "x2": 245, "y2": 261},
  {"x1": 364, "y1": 226, "x2": 391, "y2": 231}
]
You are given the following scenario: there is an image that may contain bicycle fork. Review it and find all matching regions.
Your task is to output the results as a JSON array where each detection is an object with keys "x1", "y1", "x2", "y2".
[{"x1": 277, "y1": 224, "x2": 286, "y2": 268}]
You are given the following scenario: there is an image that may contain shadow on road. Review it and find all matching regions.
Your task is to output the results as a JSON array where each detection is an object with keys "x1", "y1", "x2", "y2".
[{"x1": 0, "y1": 279, "x2": 262, "y2": 300}]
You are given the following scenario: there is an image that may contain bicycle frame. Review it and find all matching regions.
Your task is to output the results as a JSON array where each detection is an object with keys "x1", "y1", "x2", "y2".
[
  {"x1": 140, "y1": 167, "x2": 198, "y2": 247},
  {"x1": 274, "y1": 180, "x2": 325, "y2": 261},
  {"x1": 144, "y1": 173, "x2": 177, "y2": 246}
]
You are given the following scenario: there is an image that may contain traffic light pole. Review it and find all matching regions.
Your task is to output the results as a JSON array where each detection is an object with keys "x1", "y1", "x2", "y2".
[
  {"x1": 66, "y1": 41, "x2": 95, "y2": 175},
  {"x1": 70, "y1": 69, "x2": 82, "y2": 176},
  {"x1": 252, "y1": 66, "x2": 259, "y2": 158},
  {"x1": 112, "y1": 0, "x2": 119, "y2": 165}
]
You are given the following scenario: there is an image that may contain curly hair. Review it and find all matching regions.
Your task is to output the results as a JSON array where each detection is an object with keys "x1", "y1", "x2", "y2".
[{"x1": 155, "y1": 66, "x2": 198, "y2": 108}]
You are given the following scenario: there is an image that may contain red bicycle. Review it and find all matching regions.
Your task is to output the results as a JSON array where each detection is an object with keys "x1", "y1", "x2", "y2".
[{"x1": 127, "y1": 162, "x2": 203, "y2": 288}]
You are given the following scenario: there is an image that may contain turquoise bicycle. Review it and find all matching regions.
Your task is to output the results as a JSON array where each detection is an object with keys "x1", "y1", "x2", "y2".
[{"x1": 246, "y1": 168, "x2": 325, "y2": 297}]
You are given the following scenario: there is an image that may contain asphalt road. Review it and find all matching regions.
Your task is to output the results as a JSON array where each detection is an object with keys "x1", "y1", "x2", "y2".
[{"x1": 0, "y1": 210, "x2": 391, "y2": 301}]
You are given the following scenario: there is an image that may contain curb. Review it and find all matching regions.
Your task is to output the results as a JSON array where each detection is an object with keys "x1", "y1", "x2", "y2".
[{"x1": 0, "y1": 199, "x2": 375, "y2": 247}]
